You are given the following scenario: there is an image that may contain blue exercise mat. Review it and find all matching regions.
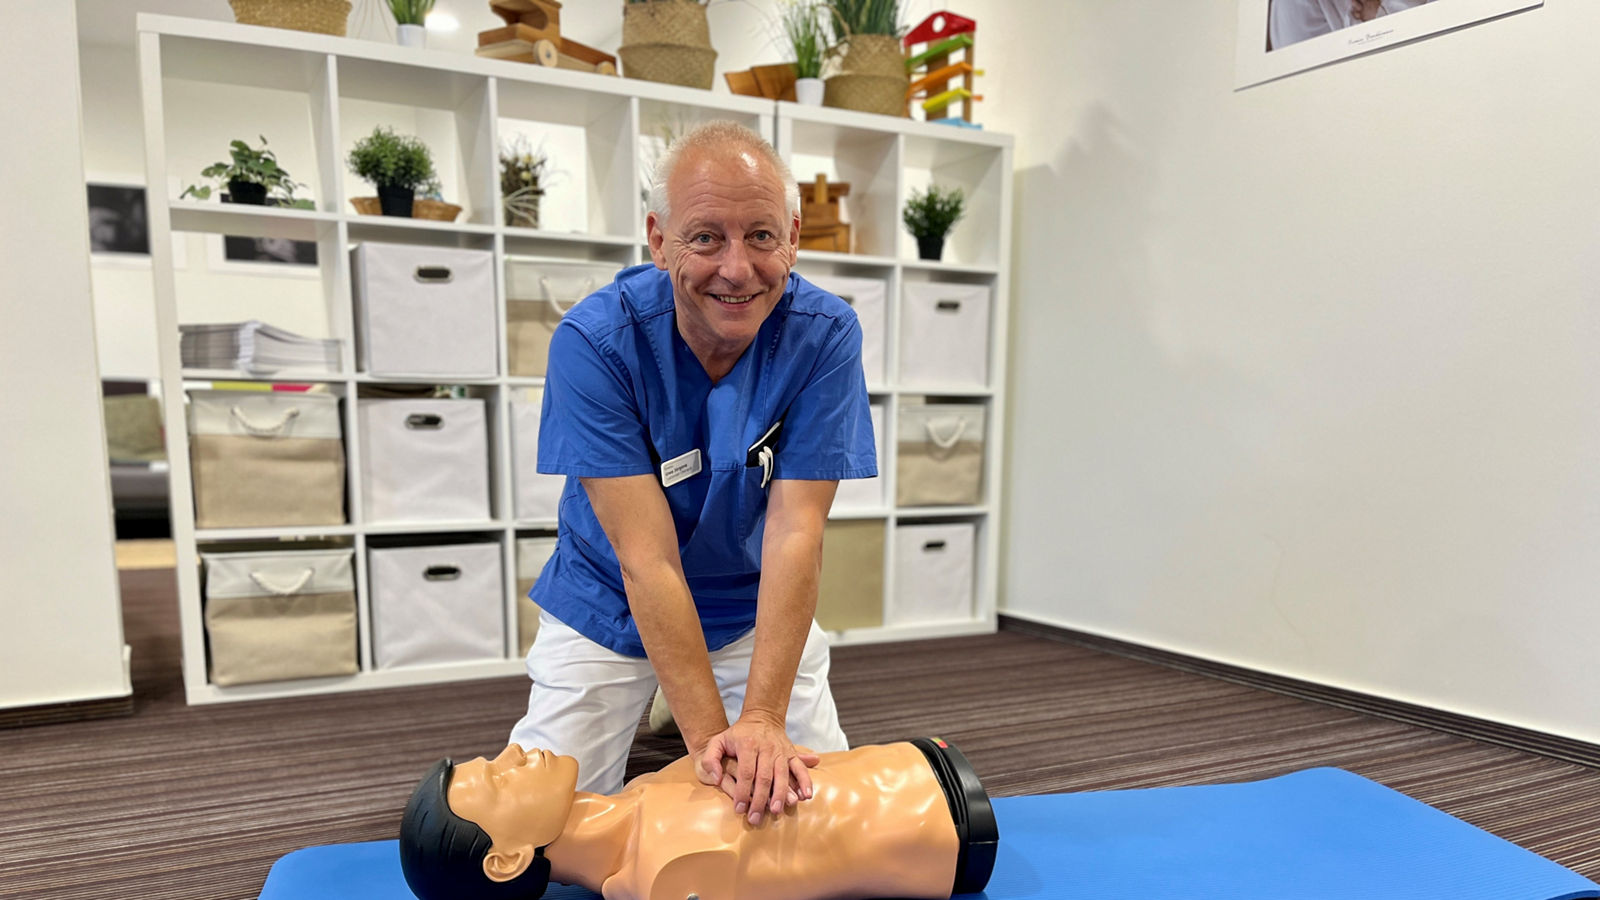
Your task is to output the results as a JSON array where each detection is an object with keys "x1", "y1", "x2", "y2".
[{"x1": 258, "y1": 767, "x2": 1599, "y2": 900}]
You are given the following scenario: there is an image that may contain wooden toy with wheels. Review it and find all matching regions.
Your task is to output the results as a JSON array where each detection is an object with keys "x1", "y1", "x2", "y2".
[{"x1": 476, "y1": 0, "x2": 618, "y2": 76}]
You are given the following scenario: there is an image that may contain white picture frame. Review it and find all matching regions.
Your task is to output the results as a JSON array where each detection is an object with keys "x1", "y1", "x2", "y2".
[{"x1": 1236, "y1": 0, "x2": 1543, "y2": 89}]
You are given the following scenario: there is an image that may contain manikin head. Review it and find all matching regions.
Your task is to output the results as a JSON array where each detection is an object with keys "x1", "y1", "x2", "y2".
[
  {"x1": 646, "y1": 120, "x2": 802, "y2": 372},
  {"x1": 399, "y1": 744, "x2": 581, "y2": 900}
]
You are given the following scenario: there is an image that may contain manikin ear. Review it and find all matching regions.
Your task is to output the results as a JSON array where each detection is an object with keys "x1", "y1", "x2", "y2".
[{"x1": 483, "y1": 845, "x2": 534, "y2": 883}]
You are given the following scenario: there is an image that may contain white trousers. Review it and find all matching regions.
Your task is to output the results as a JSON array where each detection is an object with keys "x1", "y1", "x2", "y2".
[{"x1": 508, "y1": 610, "x2": 850, "y2": 794}]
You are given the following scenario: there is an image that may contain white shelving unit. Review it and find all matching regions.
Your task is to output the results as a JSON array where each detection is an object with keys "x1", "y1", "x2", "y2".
[{"x1": 137, "y1": 14, "x2": 1011, "y2": 704}]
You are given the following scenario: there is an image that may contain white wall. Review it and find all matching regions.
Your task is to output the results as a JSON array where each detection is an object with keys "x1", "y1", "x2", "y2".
[
  {"x1": 1, "y1": 1, "x2": 130, "y2": 710},
  {"x1": 979, "y1": 1, "x2": 1600, "y2": 744}
]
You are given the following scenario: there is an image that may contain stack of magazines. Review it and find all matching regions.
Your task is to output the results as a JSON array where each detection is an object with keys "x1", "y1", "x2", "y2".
[{"x1": 180, "y1": 320, "x2": 343, "y2": 374}]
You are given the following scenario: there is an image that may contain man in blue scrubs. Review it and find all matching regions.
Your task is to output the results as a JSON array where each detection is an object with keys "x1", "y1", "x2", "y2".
[{"x1": 509, "y1": 121, "x2": 877, "y2": 828}]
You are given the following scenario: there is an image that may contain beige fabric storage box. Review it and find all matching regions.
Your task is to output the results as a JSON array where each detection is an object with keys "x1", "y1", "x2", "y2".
[
  {"x1": 358, "y1": 398, "x2": 491, "y2": 524},
  {"x1": 351, "y1": 243, "x2": 497, "y2": 377},
  {"x1": 369, "y1": 542, "x2": 505, "y2": 669},
  {"x1": 897, "y1": 403, "x2": 986, "y2": 507},
  {"x1": 515, "y1": 536, "x2": 558, "y2": 656},
  {"x1": 805, "y1": 274, "x2": 887, "y2": 386},
  {"x1": 890, "y1": 522, "x2": 976, "y2": 625},
  {"x1": 815, "y1": 520, "x2": 885, "y2": 632},
  {"x1": 832, "y1": 401, "x2": 885, "y2": 512},
  {"x1": 188, "y1": 389, "x2": 345, "y2": 529},
  {"x1": 505, "y1": 259, "x2": 615, "y2": 377},
  {"x1": 202, "y1": 549, "x2": 358, "y2": 686},
  {"x1": 900, "y1": 282, "x2": 992, "y2": 390},
  {"x1": 511, "y1": 392, "x2": 565, "y2": 521}
]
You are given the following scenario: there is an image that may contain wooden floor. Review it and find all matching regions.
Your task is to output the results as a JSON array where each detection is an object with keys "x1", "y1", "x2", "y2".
[{"x1": 4, "y1": 566, "x2": 1599, "y2": 899}]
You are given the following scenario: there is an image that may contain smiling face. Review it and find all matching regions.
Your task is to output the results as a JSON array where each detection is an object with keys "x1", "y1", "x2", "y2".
[
  {"x1": 647, "y1": 144, "x2": 800, "y2": 377},
  {"x1": 447, "y1": 744, "x2": 580, "y2": 881}
]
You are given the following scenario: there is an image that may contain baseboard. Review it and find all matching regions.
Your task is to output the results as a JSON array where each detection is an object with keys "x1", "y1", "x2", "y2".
[
  {"x1": 0, "y1": 693, "x2": 135, "y2": 730},
  {"x1": 999, "y1": 614, "x2": 1600, "y2": 770}
]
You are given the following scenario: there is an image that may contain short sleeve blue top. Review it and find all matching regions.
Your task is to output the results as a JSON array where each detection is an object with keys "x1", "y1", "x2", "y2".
[{"x1": 530, "y1": 264, "x2": 877, "y2": 657}]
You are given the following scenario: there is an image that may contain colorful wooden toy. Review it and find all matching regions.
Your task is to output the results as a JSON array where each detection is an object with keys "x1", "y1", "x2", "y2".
[{"x1": 902, "y1": 11, "x2": 983, "y2": 125}]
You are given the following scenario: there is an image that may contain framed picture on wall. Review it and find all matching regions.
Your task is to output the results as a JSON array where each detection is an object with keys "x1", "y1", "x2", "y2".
[
  {"x1": 86, "y1": 177, "x2": 187, "y2": 269},
  {"x1": 1236, "y1": 0, "x2": 1543, "y2": 88},
  {"x1": 205, "y1": 232, "x2": 320, "y2": 277}
]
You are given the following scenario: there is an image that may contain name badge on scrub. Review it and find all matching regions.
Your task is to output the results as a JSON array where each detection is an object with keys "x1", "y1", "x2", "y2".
[{"x1": 660, "y1": 449, "x2": 702, "y2": 488}]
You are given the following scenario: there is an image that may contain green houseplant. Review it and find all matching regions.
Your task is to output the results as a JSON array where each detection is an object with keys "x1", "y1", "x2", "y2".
[
  {"x1": 902, "y1": 184, "x2": 965, "y2": 261},
  {"x1": 347, "y1": 126, "x2": 436, "y2": 217},
  {"x1": 180, "y1": 135, "x2": 310, "y2": 207},
  {"x1": 387, "y1": 0, "x2": 434, "y2": 47},
  {"x1": 782, "y1": 0, "x2": 827, "y2": 104}
]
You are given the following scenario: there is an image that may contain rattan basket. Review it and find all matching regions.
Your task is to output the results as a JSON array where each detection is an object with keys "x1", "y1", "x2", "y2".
[
  {"x1": 228, "y1": 0, "x2": 351, "y2": 36},
  {"x1": 618, "y1": 1, "x2": 717, "y2": 90},
  {"x1": 413, "y1": 199, "x2": 462, "y2": 222},
  {"x1": 824, "y1": 34, "x2": 909, "y2": 117}
]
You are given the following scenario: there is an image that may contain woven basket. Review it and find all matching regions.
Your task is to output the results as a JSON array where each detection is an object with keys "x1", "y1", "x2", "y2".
[
  {"x1": 350, "y1": 196, "x2": 381, "y2": 215},
  {"x1": 824, "y1": 34, "x2": 908, "y2": 117},
  {"x1": 229, "y1": 0, "x2": 351, "y2": 36},
  {"x1": 413, "y1": 199, "x2": 462, "y2": 222},
  {"x1": 619, "y1": 1, "x2": 717, "y2": 90}
]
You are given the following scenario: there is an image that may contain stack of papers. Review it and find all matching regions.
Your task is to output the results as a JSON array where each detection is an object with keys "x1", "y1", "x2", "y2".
[{"x1": 180, "y1": 320, "x2": 343, "y2": 374}]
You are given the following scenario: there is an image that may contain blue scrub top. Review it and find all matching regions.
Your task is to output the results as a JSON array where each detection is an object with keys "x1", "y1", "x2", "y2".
[{"x1": 530, "y1": 263, "x2": 877, "y2": 657}]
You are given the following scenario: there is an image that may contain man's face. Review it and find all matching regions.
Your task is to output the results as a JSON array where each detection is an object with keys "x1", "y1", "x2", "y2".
[
  {"x1": 647, "y1": 146, "x2": 799, "y2": 365},
  {"x1": 448, "y1": 744, "x2": 579, "y2": 856}
]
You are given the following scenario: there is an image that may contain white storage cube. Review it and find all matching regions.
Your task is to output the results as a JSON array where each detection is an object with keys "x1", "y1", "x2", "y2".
[
  {"x1": 890, "y1": 523, "x2": 976, "y2": 625},
  {"x1": 832, "y1": 401, "x2": 885, "y2": 512},
  {"x1": 358, "y1": 398, "x2": 491, "y2": 524},
  {"x1": 351, "y1": 243, "x2": 498, "y2": 377},
  {"x1": 900, "y1": 282, "x2": 992, "y2": 389},
  {"x1": 515, "y1": 536, "x2": 558, "y2": 656},
  {"x1": 368, "y1": 542, "x2": 505, "y2": 669},
  {"x1": 805, "y1": 274, "x2": 887, "y2": 386},
  {"x1": 511, "y1": 391, "x2": 565, "y2": 522}
]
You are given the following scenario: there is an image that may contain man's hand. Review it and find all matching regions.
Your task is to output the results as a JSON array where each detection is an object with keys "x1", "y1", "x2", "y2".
[{"x1": 695, "y1": 713, "x2": 820, "y2": 825}]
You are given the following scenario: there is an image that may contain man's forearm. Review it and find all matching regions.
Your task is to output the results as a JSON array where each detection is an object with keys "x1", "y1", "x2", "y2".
[
  {"x1": 623, "y1": 559, "x2": 728, "y2": 751},
  {"x1": 741, "y1": 528, "x2": 824, "y2": 725}
]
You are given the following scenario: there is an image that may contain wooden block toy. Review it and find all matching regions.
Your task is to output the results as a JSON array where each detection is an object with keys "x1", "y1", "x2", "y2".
[
  {"x1": 724, "y1": 63, "x2": 798, "y2": 101},
  {"x1": 476, "y1": 0, "x2": 617, "y2": 75},
  {"x1": 798, "y1": 173, "x2": 852, "y2": 253},
  {"x1": 902, "y1": 11, "x2": 981, "y2": 124}
]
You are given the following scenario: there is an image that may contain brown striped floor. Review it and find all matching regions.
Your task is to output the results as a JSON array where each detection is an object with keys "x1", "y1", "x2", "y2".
[{"x1": 2, "y1": 567, "x2": 1597, "y2": 899}]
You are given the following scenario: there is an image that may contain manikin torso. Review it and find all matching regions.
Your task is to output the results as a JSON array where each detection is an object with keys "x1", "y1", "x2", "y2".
[{"x1": 546, "y1": 743, "x2": 961, "y2": 900}]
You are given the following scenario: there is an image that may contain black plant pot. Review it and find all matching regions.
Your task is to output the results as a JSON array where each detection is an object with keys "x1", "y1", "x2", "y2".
[
  {"x1": 224, "y1": 179, "x2": 268, "y2": 205},
  {"x1": 377, "y1": 184, "x2": 415, "y2": 218},
  {"x1": 916, "y1": 234, "x2": 945, "y2": 261}
]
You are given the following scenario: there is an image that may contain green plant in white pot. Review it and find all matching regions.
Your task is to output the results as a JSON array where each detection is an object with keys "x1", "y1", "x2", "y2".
[
  {"x1": 783, "y1": 0, "x2": 828, "y2": 105},
  {"x1": 387, "y1": 0, "x2": 434, "y2": 47},
  {"x1": 347, "y1": 126, "x2": 436, "y2": 218}
]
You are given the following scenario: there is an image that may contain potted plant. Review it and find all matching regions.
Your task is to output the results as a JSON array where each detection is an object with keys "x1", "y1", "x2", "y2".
[
  {"x1": 782, "y1": 0, "x2": 827, "y2": 105},
  {"x1": 180, "y1": 136, "x2": 311, "y2": 208},
  {"x1": 619, "y1": 0, "x2": 717, "y2": 90},
  {"x1": 500, "y1": 135, "x2": 549, "y2": 230},
  {"x1": 902, "y1": 184, "x2": 965, "y2": 261},
  {"x1": 824, "y1": 0, "x2": 908, "y2": 116},
  {"x1": 387, "y1": 0, "x2": 434, "y2": 47},
  {"x1": 347, "y1": 126, "x2": 436, "y2": 218}
]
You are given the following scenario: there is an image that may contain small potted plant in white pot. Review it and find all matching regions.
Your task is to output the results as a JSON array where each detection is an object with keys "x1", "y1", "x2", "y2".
[
  {"x1": 387, "y1": 0, "x2": 434, "y2": 47},
  {"x1": 180, "y1": 135, "x2": 311, "y2": 208},
  {"x1": 902, "y1": 183, "x2": 965, "y2": 261},
  {"x1": 782, "y1": 0, "x2": 827, "y2": 105},
  {"x1": 347, "y1": 126, "x2": 436, "y2": 218}
]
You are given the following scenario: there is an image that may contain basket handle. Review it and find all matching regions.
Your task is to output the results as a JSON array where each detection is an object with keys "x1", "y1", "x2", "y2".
[
  {"x1": 250, "y1": 568, "x2": 315, "y2": 597},
  {"x1": 924, "y1": 416, "x2": 966, "y2": 450},
  {"x1": 230, "y1": 404, "x2": 300, "y2": 436},
  {"x1": 539, "y1": 275, "x2": 594, "y2": 316}
]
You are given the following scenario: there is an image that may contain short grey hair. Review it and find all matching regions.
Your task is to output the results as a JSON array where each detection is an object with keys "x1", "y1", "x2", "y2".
[{"x1": 648, "y1": 120, "x2": 801, "y2": 226}]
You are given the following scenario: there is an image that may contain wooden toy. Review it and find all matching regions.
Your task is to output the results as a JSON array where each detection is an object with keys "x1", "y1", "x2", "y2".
[
  {"x1": 902, "y1": 12, "x2": 983, "y2": 124},
  {"x1": 724, "y1": 63, "x2": 798, "y2": 101},
  {"x1": 798, "y1": 173, "x2": 851, "y2": 253},
  {"x1": 476, "y1": 0, "x2": 618, "y2": 76}
]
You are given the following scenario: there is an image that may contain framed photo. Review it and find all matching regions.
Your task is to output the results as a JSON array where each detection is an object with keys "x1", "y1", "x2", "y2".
[
  {"x1": 86, "y1": 177, "x2": 187, "y2": 269},
  {"x1": 1236, "y1": 0, "x2": 1543, "y2": 88},
  {"x1": 205, "y1": 232, "x2": 321, "y2": 278}
]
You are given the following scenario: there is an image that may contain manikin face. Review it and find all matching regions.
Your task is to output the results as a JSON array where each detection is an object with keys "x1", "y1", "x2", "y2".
[
  {"x1": 449, "y1": 744, "x2": 580, "y2": 882},
  {"x1": 646, "y1": 145, "x2": 800, "y2": 370}
]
